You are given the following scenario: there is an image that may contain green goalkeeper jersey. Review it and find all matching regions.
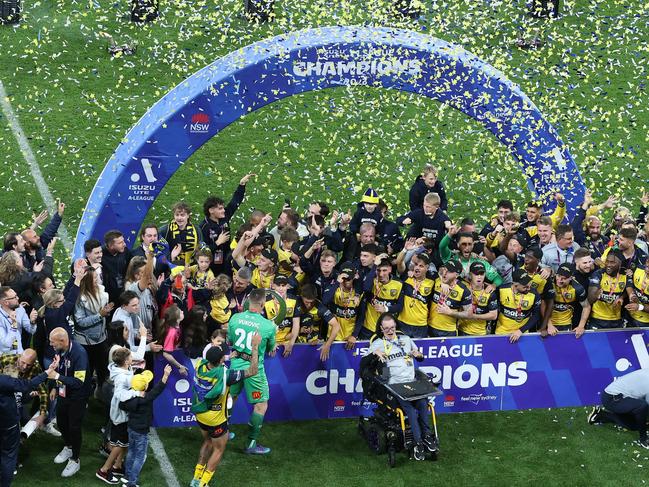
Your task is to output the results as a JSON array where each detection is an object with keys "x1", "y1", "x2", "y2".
[{"x1": 228, "y1": 310, "x2": 277, "y2": 368}]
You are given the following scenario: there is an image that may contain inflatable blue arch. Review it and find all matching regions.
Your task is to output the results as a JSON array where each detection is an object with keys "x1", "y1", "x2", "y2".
[{"x1": 74, "y1": 25, "x2": 585, "y2": 256}]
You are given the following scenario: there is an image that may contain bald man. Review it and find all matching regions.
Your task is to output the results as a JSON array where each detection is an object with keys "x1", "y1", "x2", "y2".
[
  {"x1": 0, "y1": 349, "x2": 56, "y2": 434},
  {"x1": 48, "y1": 328, "x2": 91, "y2": 478}
]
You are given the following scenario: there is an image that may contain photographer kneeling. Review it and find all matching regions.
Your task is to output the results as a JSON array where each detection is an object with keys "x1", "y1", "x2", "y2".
[{"x1": 368, "y1": 313, "x2": 434, "y2": 459}]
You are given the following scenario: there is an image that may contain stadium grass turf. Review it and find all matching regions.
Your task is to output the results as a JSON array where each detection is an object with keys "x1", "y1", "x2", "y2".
[{"x1": 156, "y1": 407, "x2": 649, "y2": 487}]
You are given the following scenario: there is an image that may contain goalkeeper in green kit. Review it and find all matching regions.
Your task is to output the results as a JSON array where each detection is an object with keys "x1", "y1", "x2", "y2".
[{"x1": 227, "y1": 288, "x2": 277, "y2": 454}]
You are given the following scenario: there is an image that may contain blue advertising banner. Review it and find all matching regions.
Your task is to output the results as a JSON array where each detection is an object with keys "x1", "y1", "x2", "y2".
[
  {"x1": 152, "y1": 329, "x2": 649, "y2": 427},
  {"x1": 74, "y1": 26, "x2": 584, "y2": 258}
]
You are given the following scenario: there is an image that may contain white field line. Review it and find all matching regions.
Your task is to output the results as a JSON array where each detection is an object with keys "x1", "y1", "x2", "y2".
[
  {"x1": 0, "y1": 79, "x2": 73, "y2": 254},
  {"x1": 149, "y1": 428, "x2": 183, "y2": 487}
]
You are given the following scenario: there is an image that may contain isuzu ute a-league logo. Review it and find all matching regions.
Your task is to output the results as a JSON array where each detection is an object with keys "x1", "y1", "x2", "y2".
[
  {"x1": 190, "y1": 113, "x2": 210, "y2": 134},
  {"x1": 292, "y1": 47, "x2": 422, "y2": 84}
]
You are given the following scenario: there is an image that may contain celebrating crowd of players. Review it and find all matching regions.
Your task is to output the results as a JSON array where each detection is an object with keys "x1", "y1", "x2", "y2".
[{"x1": 1, "y1": 167, "x2": 649, "y2": 486}]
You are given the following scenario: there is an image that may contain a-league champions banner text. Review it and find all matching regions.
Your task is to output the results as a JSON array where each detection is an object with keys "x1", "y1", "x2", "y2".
[{"x1": 153, "y1": 329, "x2": 649, "y2": 427}]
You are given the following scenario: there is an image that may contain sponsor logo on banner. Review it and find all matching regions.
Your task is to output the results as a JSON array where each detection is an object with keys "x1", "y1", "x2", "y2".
[
  {"x1": 444, "y1": 395, "x2": 455, "y2": 407},
  {"x1": 190, "y1": 113, "x2": 210, "y2": 134},
  {"x1": 333, "y1": 399, "x2": 345, "y2": 412},
  {"x1": 128, "y1": 158, "x2": 158, "y2": 201},
  {"x1": 460, "y1": 393, "x2": 497, "y2": 405}
]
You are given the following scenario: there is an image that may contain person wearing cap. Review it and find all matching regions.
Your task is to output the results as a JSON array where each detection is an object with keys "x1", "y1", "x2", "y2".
[
  {"x1": 428, "y1": 260, "x2": 472, "y2": 337},
  {"x1": 458, "y1": 262, "x2": 499, "y2": 336},
  {"x1": 494, "y1": 269, "x2": 542, "y2": 342},
  {"x1": 624, "y1": 253, "x2": 649, "y2": 328},
  {"x1": 227, "y1": 289, "x2": 277, "y2": 455},
  {"x1": 396, "y1": 192, "x2": 451, "y2": 250},
  {"x1": 349, "y1": 188, "x2": 384, "y2": 235},
  {"x1": 263, "y1": 275, "x2": 300, "y2": 356},
  {"x1": 119, "y1": 365, "x2": 171, "y2": 487},
  {"x1": 438, "y1": 226, "x2": 502, "y2": 287},
  {"x1": 190, "y1": 335, "x2": 261, "y2": 487},
  {"x1": 543, "y1": 263, "x2": 590, "y2": 337},
  {"x1": 350, "y1": 256, "x2": 403, "y2": 342},
  {"x1": 395, "y1": 246, "x2": 435, "y2": 339},
  {"x1": 541, "y1": 224, "x2": 581, "y2": 274},
  {"x1": 587, "y1": 249, "x2": 627, "y2": 329},
  {"x1": 332, "y1": 264, "x2": 361, "y2": 343},
  {"x1": 408, "y1": 164, "x2": 448, "y2": 212}
]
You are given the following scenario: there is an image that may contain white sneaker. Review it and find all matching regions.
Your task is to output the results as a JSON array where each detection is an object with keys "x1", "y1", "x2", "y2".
[
  {"x1": 61, "y1": 458, "x2": 80, "y2": 477},
  {"x1": 43, "y1": 422, "x2": 62, "y2": 437},
  {"x1": 54, "y1": 446, "x2": 73, "y2": 464}
]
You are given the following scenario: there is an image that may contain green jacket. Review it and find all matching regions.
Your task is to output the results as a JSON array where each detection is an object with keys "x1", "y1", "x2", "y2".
[{"x1": 439, "y1": 234, "x2": 503, "y2": 286}]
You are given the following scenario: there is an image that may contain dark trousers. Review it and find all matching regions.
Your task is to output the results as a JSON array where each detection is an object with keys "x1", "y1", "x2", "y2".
[
  {"x1": 0, "y1": 424, "x2": 20, "y2": 487},
  {"x1": 398, "y1": 397, "x2": 430, "y2": 444},
  {"x1": 82, "y1": 342, "x2": 109, "y2": 387},
  {"x1": 601, "y1": 392, "x2": 648, "y2": 440},
  {"x1": 57, "y1": 397, "x2": 88, "y2": 460}
]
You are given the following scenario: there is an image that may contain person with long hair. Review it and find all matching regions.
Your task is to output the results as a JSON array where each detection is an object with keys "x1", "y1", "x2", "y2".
[
  {"x1": 74, "y1": 266, "x2": 114, "y2": 389},
  {"x1": 158, "y1": 305, "x2": 188, "y2": 376},
  {"x1": 182, "y1": 305, "x2": 208, "y2": 359},
  {"x1": 0, "y1": 247, "x2": 53, "y2": 300},
  {"x1": 207, "y1": 274, "x2": 231, "y2": 335}
]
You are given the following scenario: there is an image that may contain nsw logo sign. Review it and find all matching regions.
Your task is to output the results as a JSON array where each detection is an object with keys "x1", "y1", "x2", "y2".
[{"x1": 190, "y1": 113, "x2": 210, "y2": 134}]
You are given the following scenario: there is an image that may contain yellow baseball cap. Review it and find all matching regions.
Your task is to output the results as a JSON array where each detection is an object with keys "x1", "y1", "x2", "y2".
[{"x1": 131, "y1": 370, "x2": 154, "y2": 391}]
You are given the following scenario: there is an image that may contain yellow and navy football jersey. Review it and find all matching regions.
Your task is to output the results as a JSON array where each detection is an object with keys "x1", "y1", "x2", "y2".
[
  {"x1": 332, "y1": 287, "x2": 360, "y2": 340},
  {"x1": 297, "y1": 301, "x2": 334, "y2": 343},
  {"x1": 264, "y1": 296, "x2": 299, "y2": 344},
  {"x1": 209, "y1": 294, "x2": 231, "y2": 326},
  {"x1": 628, "y1": 267, "x2": 649, "y2": 324},
  {"x1": 428, "y1": 278, "x2": 472, "y2": 332},
  {"x1": 398, "y1": 277, "x2": 435, "y2": 328},
  {"x1": 495, "y1": 285, "x2": 541, "y2": 334},
  {"x1": 459, "y1": 287, "x2": 498, "y2": 336},
  {"x1": 588, "y1": 269, "x2": 626, "y2": 321},
  {"x1": 547, "y1": 280, "x2": 586, "y2": 326},
  {"x1": 362, "y1": 279, "x2": 404, "y2": 333}
]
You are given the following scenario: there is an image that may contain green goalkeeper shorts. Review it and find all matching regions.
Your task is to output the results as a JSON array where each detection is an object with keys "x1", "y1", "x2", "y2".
[{"x1": 229, "y1": 368, "x2": 269, "y2": 404}]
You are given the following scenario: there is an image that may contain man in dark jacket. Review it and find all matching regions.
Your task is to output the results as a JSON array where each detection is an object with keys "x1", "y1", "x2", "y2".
[
  {"x1": 119, "y1": 365, "x2": 171, "y2": 487},
  {"x1": 21, "y1": 200, "x2": 66, "y2": 272},
  {"x1": 102, "y1": 230, "x2": 133, "y2": 304},
  {"x1": 49, "y1": 327, "x2": 91, "y2": 478},
  {"x1": 1, "y1": 356, "x2": 58, "y2": 487}
]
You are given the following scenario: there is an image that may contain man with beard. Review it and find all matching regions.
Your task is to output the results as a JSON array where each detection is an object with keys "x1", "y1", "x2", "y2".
[
  {"x1": 428, "y1": 261, "x2": 472, "y2": 337},
  {"x1": 395, "y1": 247, "x2": 435, "y2": 338},
  {"x1": 519, "y1": 194, "x2": 566, "y2": 234},
  {"x1": 571, "y1": 190, "x2": 613, "y2": 262},
  {"x1": 439, "y1": 227, "x2": 502, "y2": 286},
  {"x1": 20, "y1": 200, "x2": 66, "y2": 272},
  {"x1": 458, "y1": 262, "x2": 499, "y2": 336},
  {"x1": 573, "y1": 248, "x2": 595, "y2": 291},
  {"x1": 625, "y1": 254, "x2": 649, "y2": 328},
  {"x1": 49, "y1": 327, "x2": 92, "y2": 477},
  {"x1": 492, "y1": 232, "x2": 533, "y2": 284},
  {"x1": 588, "y1": 250, "x2": 627, "y2": 329},
  {"x1": 227, "y1": 267, "x2": 253, "y2": 316},
  {"x1": 131, "y1": 224, "x2": 170, "y2": 278},
  {"x1": 0, "y1": 287, "x2": 37, "y2": 355},
  {"x1": 600, "y1": 227, "x2": 647, "y2": 273},
  {"x1": 102, "y1": 230, "x2": 133, "y2": 304}
]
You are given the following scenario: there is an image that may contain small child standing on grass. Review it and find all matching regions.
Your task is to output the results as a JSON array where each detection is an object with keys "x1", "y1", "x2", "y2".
[{"x1": 119, "y1": 365, "x2": 172, "y2": 487}]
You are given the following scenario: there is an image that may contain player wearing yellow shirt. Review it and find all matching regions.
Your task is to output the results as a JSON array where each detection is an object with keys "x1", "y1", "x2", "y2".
[
  {"x1": 263, "y1": 275, "x2": 300, "y2": 356},
  {"x1": 625, "y1": 255, "x2": 649, "y2": 327},
  {"x1": 350, "y1": 258, "x2": 404, "y2": 342},
  {"x1": 331, "y1": 264, "x2": 361, "y2": 341},
  {"x1": 396, "y1": 252, "x2": 434, "y2": 338},
  {"x1": 588, "y1": 250, "x2": 626, "y2": 329},
  {"x1": 208, "y1": 274, "x2": 232, "y2": 332},
  {"x1": 543, "y1": 263, "x2": 591, "y2": 338},
  {"x1": 459, "y1": 262, "x2": 498, "y2": 336},
  {"x1": 428, "y1": 260, "x2": 472, "y2": 337},
  {"x1": 188, "y1": 249, "x2": 216, "y2": 289},
  {"x1": 522, "y1": 246, "x2": 553, "y2": 332},
  {"x1": 190, "y1": 337, "x2": 260, "y2": 487},
  {"x1": 495, "y1": 269, "x2": 542, "y2": 342},
  {"x1": 296, "y1": 284, "x2": 340, "y2": 361}
]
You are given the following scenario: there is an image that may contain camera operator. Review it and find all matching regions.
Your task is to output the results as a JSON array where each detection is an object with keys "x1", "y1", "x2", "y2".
[{"x1": 367, "y1": 313, "x2": 434, "y2": 460}]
